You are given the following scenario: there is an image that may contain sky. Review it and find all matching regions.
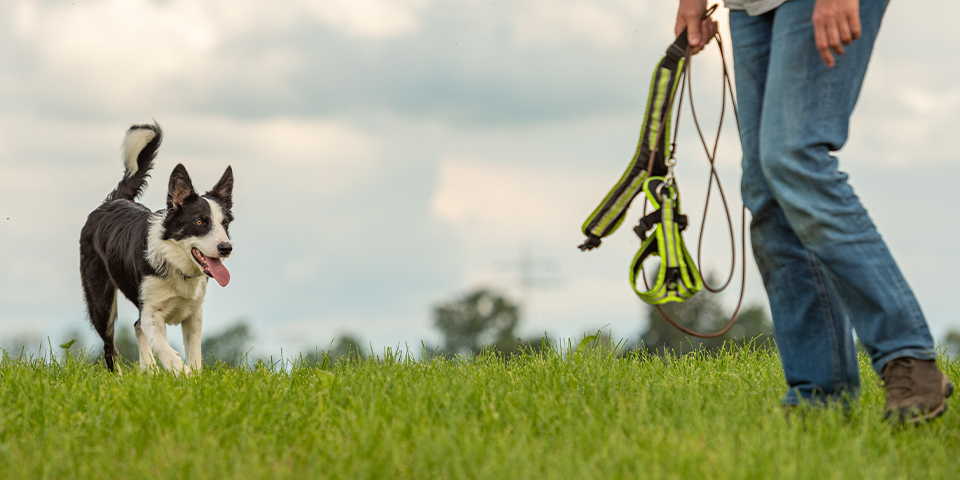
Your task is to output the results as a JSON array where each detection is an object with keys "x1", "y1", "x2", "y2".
[{"x1": 1, "y1": 0, "x2": 958, "y2": 357}]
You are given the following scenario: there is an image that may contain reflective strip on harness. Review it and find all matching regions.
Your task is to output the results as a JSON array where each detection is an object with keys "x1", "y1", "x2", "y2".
[
  {"x1": 578, "y1": 33, "x2": 689, "y2": 250},
  {"x1": 628, "y1": 177, "x2": 703, "y2": 305}
]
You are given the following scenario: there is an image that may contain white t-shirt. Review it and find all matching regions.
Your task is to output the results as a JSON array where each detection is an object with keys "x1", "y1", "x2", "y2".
[{"x1": 724, "y1": 0, "x2": 792, "y2": 16}]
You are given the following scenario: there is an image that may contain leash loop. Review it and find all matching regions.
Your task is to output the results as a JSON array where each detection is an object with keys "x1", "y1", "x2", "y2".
[{"x1": 642, "y1": 20, "x2": 747, "y2": 339}]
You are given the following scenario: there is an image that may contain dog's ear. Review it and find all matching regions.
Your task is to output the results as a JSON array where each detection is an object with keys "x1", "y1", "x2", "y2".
[
  {"x1": 167, "y1": 164, "x2": 196, "y2": 210},
  {"x1": 205, "y1": 166, "x2": 233, "y2": 211}
]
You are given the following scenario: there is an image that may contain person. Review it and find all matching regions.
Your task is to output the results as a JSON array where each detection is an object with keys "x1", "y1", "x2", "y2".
[{"x1": 674, "y1": 0, "x2": 954, "y2": 422}]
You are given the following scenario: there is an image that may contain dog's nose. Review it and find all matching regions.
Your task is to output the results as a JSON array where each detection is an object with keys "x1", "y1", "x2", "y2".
[{"x1": 217, "y1": 242, "x2": 232, "y2": 257}]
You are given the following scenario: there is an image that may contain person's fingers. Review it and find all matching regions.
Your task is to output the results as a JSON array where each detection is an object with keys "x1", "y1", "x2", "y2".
[
  {"x1": 686, "y1": 12, "x2": 703, "y2": 46},
  {"x1": 831, "y1": 30, "x2": 845, "y2": 55},
  {"x1": 827, "y1": 23, "x2": 845, "y2": 55},
  {"x1": 812, "y1": 0, "x2": 863, "y2": 67},
  {"x1": 706, "y1": 18, "x2": 718, "y2": 40},
  {"x1": 848, "y1": 11, "x2": 862, "y2": 40},
  {"x1": 687, "y1": 18, "x2": 717, "y2": 54},
  {"x1": 690, "y1": 18, "x2": 709, "y2": 54},
  {"x1": 813, "y1": 20, "x2": 835, "y2": 67},
  {"x1": 675, "y1": 11, "x2": 686, "y2": 37},
  {"x1": 838, "y1": 15, "x2": 853, "y2": 45}
]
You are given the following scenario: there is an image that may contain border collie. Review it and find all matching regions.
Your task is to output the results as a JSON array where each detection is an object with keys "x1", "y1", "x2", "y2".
[{"x1": 80, "y1": 123, "x2": 234, "y2": 373}]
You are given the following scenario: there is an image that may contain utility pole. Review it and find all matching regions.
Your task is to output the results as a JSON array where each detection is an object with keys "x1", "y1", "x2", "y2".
[{"x1": 497, "y1": 244, "x2": 562, "y2": 325}]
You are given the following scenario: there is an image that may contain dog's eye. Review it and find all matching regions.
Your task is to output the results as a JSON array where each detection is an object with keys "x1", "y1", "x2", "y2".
[
  {"x1": 195, "y1": 219, "x2": 204, "y2": 226},
  {"x1": 222, "y1": 220, "x2": 229, "y2": 226}
]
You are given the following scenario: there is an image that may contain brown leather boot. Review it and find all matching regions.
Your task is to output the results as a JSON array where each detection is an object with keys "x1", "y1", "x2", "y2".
[{"x1": 881, "y1": 357, "x2": 955, "y2": 424}]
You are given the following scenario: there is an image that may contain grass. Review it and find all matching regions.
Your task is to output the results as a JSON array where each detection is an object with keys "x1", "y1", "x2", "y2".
[{"x1": 0, "y1": 343, "x2": 957, "y2": 479}]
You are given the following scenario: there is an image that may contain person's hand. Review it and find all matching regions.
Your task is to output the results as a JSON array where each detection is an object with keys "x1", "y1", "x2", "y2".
[
  {"x1": 812, "y1": 0, "x2": 861, "y2": 67},
  {"x1": 675, "y1": 0, "x2": 718, "y2": 54}
]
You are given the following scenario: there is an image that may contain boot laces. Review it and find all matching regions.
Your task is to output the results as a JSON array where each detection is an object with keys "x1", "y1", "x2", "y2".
[{"x1": 882, "y1": 358, "x2": 918, "y2": 396}]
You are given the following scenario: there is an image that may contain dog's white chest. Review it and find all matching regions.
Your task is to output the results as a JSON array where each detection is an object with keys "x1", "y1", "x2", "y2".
[{"x1": 141, "y1": 275, "x2": 207, "y2": 325}]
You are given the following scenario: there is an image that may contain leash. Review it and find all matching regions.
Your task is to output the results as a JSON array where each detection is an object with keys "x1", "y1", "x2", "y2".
[{"x1": 579, "y1": 5, "x2": 747, "y2": 339}]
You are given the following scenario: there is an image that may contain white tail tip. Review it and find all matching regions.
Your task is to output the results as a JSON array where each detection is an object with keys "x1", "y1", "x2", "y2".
[{"x1": 121, "y1": 126, "x2": 158, "y2": 174}]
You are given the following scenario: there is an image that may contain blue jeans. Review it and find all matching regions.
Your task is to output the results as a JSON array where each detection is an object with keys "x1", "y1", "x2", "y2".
[{"x1": 729, "y1": 0, "x2": 936, "y2": 405}]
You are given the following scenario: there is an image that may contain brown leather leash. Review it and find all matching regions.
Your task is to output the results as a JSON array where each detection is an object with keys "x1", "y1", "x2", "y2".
[{"x1": 639, "y1": 11, "x2": 749, "y2": 339}]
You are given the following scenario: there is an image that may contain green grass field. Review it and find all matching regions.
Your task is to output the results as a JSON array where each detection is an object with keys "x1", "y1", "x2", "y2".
[{"x1": 0, "y1": 344, "x2": 957, "y2": 479}]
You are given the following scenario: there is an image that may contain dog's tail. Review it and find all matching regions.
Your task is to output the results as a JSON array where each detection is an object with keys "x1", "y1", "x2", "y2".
[{"x1": 106, "y1": 122, "x2": 163, "y2": 202}]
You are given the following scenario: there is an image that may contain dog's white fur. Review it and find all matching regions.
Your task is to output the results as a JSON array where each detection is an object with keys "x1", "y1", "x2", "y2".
[{"x1": 139, "y1": 199, "x2": 231, "y2": 373}]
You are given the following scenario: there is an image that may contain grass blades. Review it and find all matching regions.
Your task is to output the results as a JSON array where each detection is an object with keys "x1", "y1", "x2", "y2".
[{"x1": 0, "y1": 344, "x2": 957, "y2": 479}]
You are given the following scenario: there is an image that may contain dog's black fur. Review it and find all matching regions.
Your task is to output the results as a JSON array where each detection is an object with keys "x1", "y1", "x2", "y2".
[{"x1": 80, "y1": 123, "x2": 233, "y2": 372}]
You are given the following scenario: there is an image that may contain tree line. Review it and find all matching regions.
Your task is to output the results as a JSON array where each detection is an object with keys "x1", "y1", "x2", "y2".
[{"x1": 7, "y1": 286, "x2": 960, "y2": 366}]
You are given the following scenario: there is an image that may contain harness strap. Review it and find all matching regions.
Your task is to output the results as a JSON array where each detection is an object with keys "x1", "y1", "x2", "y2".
[
  {"x1": 629, "y1": 177, "x2": 703, "y2": 304},
  {"x1": 633, "y1": 209, "x2": 688, "y2": 241},
  {"x1": 578, "y1": 33, "x2": 690, "y2": 251}
]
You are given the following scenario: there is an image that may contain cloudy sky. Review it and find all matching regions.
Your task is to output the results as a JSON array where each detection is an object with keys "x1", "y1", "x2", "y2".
[{"x1": 1, "y1": 0, "x2": 958, "y2": 357}]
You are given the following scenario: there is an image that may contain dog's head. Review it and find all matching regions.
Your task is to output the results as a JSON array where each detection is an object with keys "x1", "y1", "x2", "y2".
[{"x1": 159, "y1": 164, "x2": 234, "y2": 286}]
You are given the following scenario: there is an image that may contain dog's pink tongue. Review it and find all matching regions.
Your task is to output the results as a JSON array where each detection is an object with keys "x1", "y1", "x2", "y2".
[{"x1": 206, "y1": 258, "x2": 230, "y2": 287}]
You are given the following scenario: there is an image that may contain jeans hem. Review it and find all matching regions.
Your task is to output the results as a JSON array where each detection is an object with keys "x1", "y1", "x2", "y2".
[
  {"x1": 782, "y1": 386, "x2": 861, "y2": 407},
  {"x1": 872, "y1": 348, "x2": 938, "y2": 375},
  {"x1": 781, "y1": 396, "x2": 801, "y2": 406}
]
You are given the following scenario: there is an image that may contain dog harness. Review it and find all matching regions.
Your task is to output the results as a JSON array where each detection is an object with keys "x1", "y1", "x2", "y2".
[
  {"x1": 579, "y1": 31, "x2": 703, "y2": 305},
  {"x1": 629, "y1": 177, "x2": 703, "y2": 304},
  {"x1": 578, "y1": 5, "x2": 749, "y2": 338}
]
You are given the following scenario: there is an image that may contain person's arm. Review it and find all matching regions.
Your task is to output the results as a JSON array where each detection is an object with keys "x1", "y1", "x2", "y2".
[
  {"x1": 812, "y1": 0, "x2": 862, "y2": 67},
  {"x1": 675, "y1": 0, "x2": 719, "y2": 54}
]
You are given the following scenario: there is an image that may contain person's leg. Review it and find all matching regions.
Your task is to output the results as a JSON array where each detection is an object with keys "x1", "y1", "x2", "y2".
[
  {"x1": 759, "y1": 0, "x2": 937, "y2": 375},
  {"x1": 730, "y1": 9, "x2": 860, "y2": 406}
]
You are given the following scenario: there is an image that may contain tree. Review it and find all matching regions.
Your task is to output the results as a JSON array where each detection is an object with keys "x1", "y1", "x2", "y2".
[
  {"x1": 516, "y1": 336, "x2": 553, "y2": 356},
  {"x1": 328, "y1": 334, "x2": 365, "y2": 361},
  {"x1": 300, "y1": 334, "x2": 367, "y2": 367},
  {"x1": 945, "y1": 329, "x2": 960, "y2": 358},
  {"x1": 65, "y1": 325, "x2": 137, "y2": 367},
  {"x1": 115, "y1": 324, "x2": 140, "y2": 363},
  {"x1": 202, "y1": 321, "x2": 253, "y2": 367},
  {"x1": 434, "y1": 288, "x2": 520, "y2": 356},
  {"x1": 639, "y1": 286, "x2": 773, "y2": 356}
]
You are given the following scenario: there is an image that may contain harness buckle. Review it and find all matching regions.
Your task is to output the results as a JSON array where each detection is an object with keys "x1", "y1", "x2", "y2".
[{"x1": 655, "y1": 181, "x2": 678, "y2": 201}]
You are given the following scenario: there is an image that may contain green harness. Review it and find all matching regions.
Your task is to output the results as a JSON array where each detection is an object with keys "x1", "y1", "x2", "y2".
[
  {"x1": 629, "y1": 177, "x2": 703, "y2": 304},
  {"x1": 579, "y1": 31, "x2": 704, "y2": 306}
]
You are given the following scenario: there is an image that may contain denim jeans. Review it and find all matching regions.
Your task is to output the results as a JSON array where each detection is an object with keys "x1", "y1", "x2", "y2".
[{"x1": 729, "y1": 0, "x2": 937, "y2": 405}]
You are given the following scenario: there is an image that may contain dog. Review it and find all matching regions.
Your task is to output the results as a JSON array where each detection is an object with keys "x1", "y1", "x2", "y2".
[{"x1": 80, "y1": 123, "x2": 234, "y2": 373}]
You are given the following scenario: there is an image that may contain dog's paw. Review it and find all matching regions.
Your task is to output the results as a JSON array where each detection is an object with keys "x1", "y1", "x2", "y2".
[
  {"x1": 169, "y1": 360, "x2": 186, "y2": 374},
  {"x1": 157, "y1": 350, "x2": 186, "y2": 374}
]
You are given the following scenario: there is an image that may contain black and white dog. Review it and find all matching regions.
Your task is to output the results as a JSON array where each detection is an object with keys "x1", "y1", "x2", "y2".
[{"x1": 80, "y1": 123, "x2": 234, "y2": 373}]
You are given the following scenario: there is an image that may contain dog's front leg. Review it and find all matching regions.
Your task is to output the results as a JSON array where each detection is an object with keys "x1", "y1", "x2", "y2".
[
  {"x1": 134, "y1": 318, "x2": 157, "y2": 371},
  {"x1": 140, "y1": 308, "x2": 185, "y2": 373},
  {"x1": 181, "y1": 311, "x2": 203, "y2": 374}
]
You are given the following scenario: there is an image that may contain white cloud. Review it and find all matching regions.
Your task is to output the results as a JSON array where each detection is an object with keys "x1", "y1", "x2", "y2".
[
  {"x1": 0, "y1": 114, "x2": 379, "y2": 195},
  {"x1": 5, "y1": 0, "x2": 434, "y2": 112},
  {"x1": 294, "y1": 0, "x2": 434, "y2": 39},
  {"x1": 430, "y1": 157, "x2": 608, "y2": 239},
  {"x1": 897, "y1": 87, "x2": 960, "y2": 115},
  {"x1": 513, "y1": 0, "x2": 647, "y2": 48},
  {"x1": 168, "y1": 116, "x2": 377, "y2": 168},
  {"x1": 845, "y1": 64, "x2": 960, "y2": 166}
]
